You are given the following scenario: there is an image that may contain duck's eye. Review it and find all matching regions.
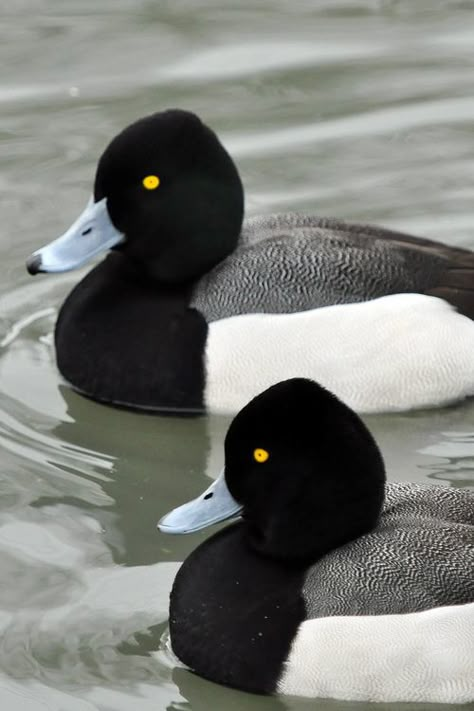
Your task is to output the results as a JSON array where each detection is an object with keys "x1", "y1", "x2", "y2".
[
  {"x1": 142, "y1": 175, "x2": 160, "y2": 190},
  {"x1": 253, "y1": 448, "x2": 269, "y2": 464}
]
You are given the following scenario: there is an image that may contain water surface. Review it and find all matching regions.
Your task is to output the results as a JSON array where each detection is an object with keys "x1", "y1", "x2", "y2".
[{"x1": 1, "y1": 2, "x2": 474, "y2": 709}]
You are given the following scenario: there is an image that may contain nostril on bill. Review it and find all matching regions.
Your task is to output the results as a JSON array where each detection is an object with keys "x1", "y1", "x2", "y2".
[
  {"x1": 25, "y1": 253, "x2": 43, "y2": 275},
  {"x1": 204, "y1": 493, "x2": 214, "y2": 500},
  {"x1": 81, "y1": 227, "x2": 92, "y2": 236}
]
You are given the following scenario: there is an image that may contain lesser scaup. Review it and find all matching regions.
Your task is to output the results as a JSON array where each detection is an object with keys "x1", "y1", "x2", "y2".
[
  {"x1": 159, "y1": 378, "x2": 474, "y2": 702},
  {"x1": 26, "y1": 110, "x2": 474, "y2": 413}
]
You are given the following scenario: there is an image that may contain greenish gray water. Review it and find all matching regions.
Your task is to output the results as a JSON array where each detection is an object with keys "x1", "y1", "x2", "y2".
[{"x1": 1, "y1": 1, "x2": 474, "y2": 709}]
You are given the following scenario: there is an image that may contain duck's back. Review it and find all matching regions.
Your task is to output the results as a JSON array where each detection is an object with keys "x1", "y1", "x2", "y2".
[
  {"x1": 303, "y1": 482, "x2": 474, "y2": 618},
  {"x1": 192, "y1": 214, "x2": 474, "y2": 321}
]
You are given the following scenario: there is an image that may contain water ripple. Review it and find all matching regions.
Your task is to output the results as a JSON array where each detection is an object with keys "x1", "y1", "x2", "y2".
[
  {"x1": 1, "y1": 3, "x2": 474, "y2": 710},
  {"x1": 162, "y1": 39, "x2": 388, "y2": 82},
  {"x1": 227, "y1": 95, "x2": 474, "y2": 158}
]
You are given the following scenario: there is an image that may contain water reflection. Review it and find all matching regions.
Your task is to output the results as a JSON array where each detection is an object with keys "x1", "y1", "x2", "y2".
[
  {"x1": 52, "y1": 384, "x2": 212, "y2": 565},
  {"x1": 170, "y1": 665, "x2": 471, "y2": 711},
  {"x1": 1, "y1": 304, "x2": 471, "y2": 710},
  {"x1": 421, "y1": 430, "x2": 474, "y2": 488},
  {"x1": 1, "y1": 1, "x2": 474, "y2": 709}
]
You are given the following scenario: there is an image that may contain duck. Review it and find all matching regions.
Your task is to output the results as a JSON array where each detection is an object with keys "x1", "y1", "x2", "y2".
[
  {"x1": 158, "y1": 378, "x2": 474, "y2": 703},
  {"x1": 25, "y1": 109, "x2": 474, "y2": 414}
]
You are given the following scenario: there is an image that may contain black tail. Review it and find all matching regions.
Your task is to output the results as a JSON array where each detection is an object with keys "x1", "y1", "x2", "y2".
[
  {"x1": 333, "y1": 219, "x2": 474, "y2": 320},
  {"x1": 426, "y1": 257, "x2": 474, "y2": 320}
]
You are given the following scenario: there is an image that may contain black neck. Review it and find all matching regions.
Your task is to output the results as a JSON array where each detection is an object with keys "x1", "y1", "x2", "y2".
[
  {"x1": 55, "y1": 253, "x2": 208, "y2": 412},
  {"x1": 170, "y1": 523, "x2": 306, "y2": 694}
]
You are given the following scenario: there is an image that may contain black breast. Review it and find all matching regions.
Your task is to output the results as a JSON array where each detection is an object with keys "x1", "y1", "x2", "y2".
[
  {"x1": 169, "y1": 524, "x2": 306, "y2": 694},
  {"x1": 55, "y1": 253, "x2": 208, "y2": 412}
]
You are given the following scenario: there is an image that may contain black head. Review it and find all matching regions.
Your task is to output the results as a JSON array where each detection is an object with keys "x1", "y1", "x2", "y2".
[
  {"x1": 94, "y1": 109, "x2": 244, "y2": 282},
  {"x1": 224, "y1": 378, "x2": 386, "y2": 563}
]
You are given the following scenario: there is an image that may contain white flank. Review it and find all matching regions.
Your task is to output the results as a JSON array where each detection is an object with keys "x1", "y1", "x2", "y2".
[
  {"x1": 205, "y1": 294, "x2": 474, "y2": 413},
  {"x1": 277, "y1": 602, "x2": 474, "y2": 703}
]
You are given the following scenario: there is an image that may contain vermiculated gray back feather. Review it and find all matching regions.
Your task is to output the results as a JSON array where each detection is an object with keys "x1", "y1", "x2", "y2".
[
  {"x1": 191, "y1": 214, "x2": 474, "y2": 321},
  {"x1": 302, "y1": 482, "x2": 474, "y2": 618}
]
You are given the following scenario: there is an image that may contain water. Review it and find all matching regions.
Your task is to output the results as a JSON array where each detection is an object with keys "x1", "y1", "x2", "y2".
[{"x1": 1, "y1": 1, "x2": 474, "y2": 709}]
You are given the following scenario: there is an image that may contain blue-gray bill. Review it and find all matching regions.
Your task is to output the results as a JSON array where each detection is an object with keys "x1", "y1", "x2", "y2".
[
  {"x1": 26, "y1": 197, "x2": 125, "y2": 274},
  {"x1": 158, "y1": 469, "x2": 242, "y2": 534}
]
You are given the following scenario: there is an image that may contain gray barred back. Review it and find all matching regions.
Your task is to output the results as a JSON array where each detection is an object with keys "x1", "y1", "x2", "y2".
[
  {"x1": 191, "y1": 214, "x2": 474, "y2": 321},
  {"x1": 302, "y1": 482, "x2": 474, "y2": 617}
]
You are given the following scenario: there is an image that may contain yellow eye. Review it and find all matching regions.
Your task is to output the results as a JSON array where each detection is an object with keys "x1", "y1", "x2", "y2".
[
  {"x1": 142, "y1": 175, "x2": 160, "y2": 190},
  {"x1": 253, "y1": 448, "x2": 269, "y2": 464}
]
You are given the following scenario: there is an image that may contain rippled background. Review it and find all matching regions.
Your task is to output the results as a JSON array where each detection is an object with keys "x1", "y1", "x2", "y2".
[{"x1": 1, "y1": 1, "x2": 474, "y2": 709}]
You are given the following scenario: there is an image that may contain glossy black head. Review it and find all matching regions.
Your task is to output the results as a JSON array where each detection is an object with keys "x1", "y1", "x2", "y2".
[
  {"x1": 224, "y1": 378, "x2": 386, "y2": 563},
  {"x1": 94, "y1": 109, "x2": 244, "y2": 282}
]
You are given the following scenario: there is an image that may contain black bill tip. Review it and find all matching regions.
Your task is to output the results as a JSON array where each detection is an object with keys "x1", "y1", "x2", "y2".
[{"x1": 26, "y1": 254, "x2": 43, "y2": 275}]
